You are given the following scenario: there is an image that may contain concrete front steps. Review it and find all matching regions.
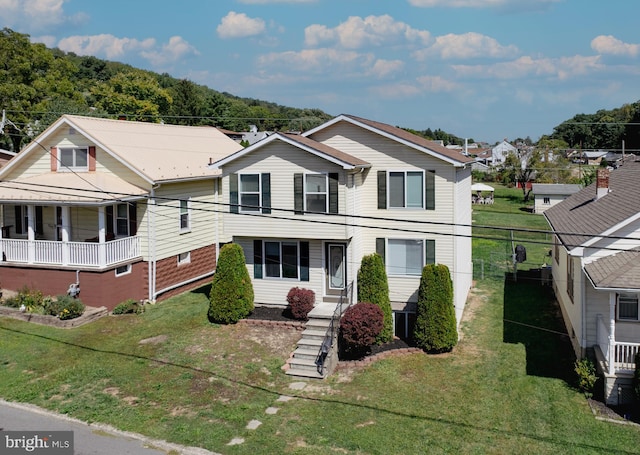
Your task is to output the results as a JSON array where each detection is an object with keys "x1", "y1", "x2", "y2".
[{"x1": 286, "y1": 303, "x2": 339, "y2": 379}]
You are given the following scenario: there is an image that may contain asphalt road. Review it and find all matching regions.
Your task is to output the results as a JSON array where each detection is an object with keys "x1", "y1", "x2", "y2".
[{"x1": 0, "y1": 400, "x2": 218, "y2": 455}]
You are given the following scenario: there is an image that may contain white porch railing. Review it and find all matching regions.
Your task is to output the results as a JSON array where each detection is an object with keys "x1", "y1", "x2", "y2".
[
  {"x1": 1, "y1": 237, "x2": 140, "y2": 268},
  {"x1": 596, "y1": 314, "x2": 640, "y2": 374}
]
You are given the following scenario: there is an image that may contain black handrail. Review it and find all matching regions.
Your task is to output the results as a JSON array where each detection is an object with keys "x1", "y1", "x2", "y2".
[{"x1": 316, "y1": 281, "x2": 353, "y2": 375}]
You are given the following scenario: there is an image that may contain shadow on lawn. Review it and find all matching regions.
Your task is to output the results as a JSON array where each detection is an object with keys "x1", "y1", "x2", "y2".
[{"x1": 503, "y1": 270, "x2": 576, "y2": 383}]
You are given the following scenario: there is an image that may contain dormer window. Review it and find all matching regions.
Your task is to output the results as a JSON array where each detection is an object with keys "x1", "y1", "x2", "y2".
[{"x1": 59, "y1": 147, "x2": 88, "y2": 171}]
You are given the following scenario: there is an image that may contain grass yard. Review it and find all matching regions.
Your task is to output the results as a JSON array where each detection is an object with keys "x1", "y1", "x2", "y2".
[{"x1": 0, "y1": 185, "x2": 639, "y2": 454}]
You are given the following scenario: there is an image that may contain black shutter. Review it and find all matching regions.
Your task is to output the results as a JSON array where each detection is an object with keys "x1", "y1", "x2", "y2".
[
  {"x1": 229, "y1": 173, "x2": 239, "y2": 213},
  {"x1": 261, "y1": 173, "x2": 271, "y2": 214},
  {"x1": 377, "y1": 171, "x2": 387, "y2": 209},
  {"x1": 294, "y1": 173, "x2": 303, "y2": 215},
  {"x1": 253, "y1": 240, "x2": 263, "y2": 279},
  {"x1": 329, "y1": 173, "x2": 339, "y2": 214},
  {"x1": 129, "y1": 202, "x2": 137, "y2": 236},
  {"x1": 14, "y1": 206, "x2": 22, "y2": 234},
  {"x1": 106, "y1": 206, "x2": 114, "y2": 236},
  {"x1": 300, "y1": 241, "x2": 309, "y2": 281},
  {"x1": 426, "y1": 239, "x2": 436, "y2": 264},
  {"x1": 35, "y1": 206, "x2": 43, "y2": 236},
  {"x1": 425, "y1": 170, "x2": 435, "y2": 210},
  {"x1": 376, "y1": 238, "x2": 385, "y2": 264}
]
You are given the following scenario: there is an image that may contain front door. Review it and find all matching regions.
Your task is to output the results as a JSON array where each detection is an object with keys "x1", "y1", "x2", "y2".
[{"x1": 325, "y1": 243, "x2": 346, "y2": 296}]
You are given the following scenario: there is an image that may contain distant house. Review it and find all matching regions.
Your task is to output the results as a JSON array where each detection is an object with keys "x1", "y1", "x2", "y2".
[
  {"x1": 490, "y1": 140, "x2": 517, "y2": 166},
  {"x1": 580, "y1": 150, "x2": 607, "y2": 165},
  {"x1": 544, "y1": 164, "x2": 640, "y2": 404},
  {"x1": 242, "y1": 125, "x2": 272, "y2": 145},
  {"x1": 0, "y1": 115, "x2": 242, "y2": 310},
  {"x1": 531, "y1": 183, "x2": 581, "y2": 214}
]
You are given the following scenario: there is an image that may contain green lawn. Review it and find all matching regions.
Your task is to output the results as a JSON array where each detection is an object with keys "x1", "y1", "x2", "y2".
[{"x1": 1, "y1": 187, "x2": 639, "y2": 454}]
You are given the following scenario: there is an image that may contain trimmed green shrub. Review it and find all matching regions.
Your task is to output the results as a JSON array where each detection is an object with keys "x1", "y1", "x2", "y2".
[
  {"x1": 340, "y1": 302, "x2": 384, "y2": 357},
  {"x1": 287, "y1": 287, "x2": 315, "y2": 321},
  {"x1": 357, "y1": 253, "x2": 393, "y2": 343},
  {"x1": 575, "y1": 358, "x2": 597, "y2": 398},
  {"x1": 208, "y1": 243, "x2": 254, "y2": 324},
  {"x1": 414, "y1": 263, "x2": 458, "y2": 353},
  {"x1": 50, "y1": 295, "x2": 85, "y2": 320},
  {"x1": 112, "y1": 299, "x2": 145, "y2": 315}
]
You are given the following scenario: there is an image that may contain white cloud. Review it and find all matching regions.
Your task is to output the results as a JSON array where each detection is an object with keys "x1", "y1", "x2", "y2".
[
  {"x1": 415, "y1": 32, "x2": 519, "y2": 60},
  {"x1": 141, "y1": 36, "x2": 200, "y2": 66},
  {"x1": 258, "y1": 48, "x2": 373, "y2": 74},
  {"x1": 408, "y1": 0, "x2": 560, "y2": 9},
  {"x1": 452, "y1": 55, "x2": 603, "y2": 80},
  {"x1": 369, "y1": 59, "x2": 405, "y2": 78},
  {"x1": 416, "y1": 75, "x2": 459, "y2": 92},
  {"x1": 305, "y1": 15, "x2": 430, "y2": 49},
  {"x1": 591, "y1": 35, "x2": 640, "y2": 58},
  {"x1": 370, "y1": 83, "x2": 422, "y2": 99},
  {"x1": 217, "y1": 11, "x2": 266, "y2": 39},
  {"x1": 57, "y1": 34, "x2": 155, "y2": 59},
  {"x1": 0, "y1": 0, "x2": 87, "y2": 30}
]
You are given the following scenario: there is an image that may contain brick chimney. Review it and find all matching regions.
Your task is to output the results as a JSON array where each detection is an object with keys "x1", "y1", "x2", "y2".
[{"x1": 596, "y1": 168, "x2": 610, "y2": 199}]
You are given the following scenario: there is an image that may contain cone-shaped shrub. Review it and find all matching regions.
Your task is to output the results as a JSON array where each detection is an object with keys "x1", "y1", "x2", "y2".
[
  {"x1": 357, "y1": 253, "x2": 393, "y2": 343},
  {"x1": 208, "y1": 243, "x2": 254, "y2": 324},
  {"x1": 414, "y1": 263, "x2": 457, "y2": 353}
]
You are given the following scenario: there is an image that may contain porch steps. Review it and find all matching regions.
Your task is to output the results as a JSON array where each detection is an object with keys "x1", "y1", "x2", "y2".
[{"x1": 286, "y1": 304, "x2": 339, "y2": 379}]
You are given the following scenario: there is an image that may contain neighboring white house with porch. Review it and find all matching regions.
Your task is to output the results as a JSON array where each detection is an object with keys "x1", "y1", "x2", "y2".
[
  {"x1": 0, "y1": 115, "x2": 242, "y2": 310},
  {"x1": 544, "y1": 164, "x2": 640, "y2": 404}
]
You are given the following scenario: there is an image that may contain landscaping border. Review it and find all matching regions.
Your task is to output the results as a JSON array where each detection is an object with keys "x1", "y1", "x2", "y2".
[{"x1": 0, "y1": 305, "x2": 108, "y2": 328}]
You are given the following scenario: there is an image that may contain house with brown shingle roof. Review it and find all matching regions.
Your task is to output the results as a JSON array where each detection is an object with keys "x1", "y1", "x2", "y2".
[
  {"x1": 209, "y1": 114, "x2": 474, "y2": 378},
  {"x1": 544, "y1": 163, "x2": 640, "y2": 404}
]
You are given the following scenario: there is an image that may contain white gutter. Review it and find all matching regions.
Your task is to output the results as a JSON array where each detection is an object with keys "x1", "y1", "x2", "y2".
[{"x1": 148, "y1": 187, "x2": 158, "y2": 302}]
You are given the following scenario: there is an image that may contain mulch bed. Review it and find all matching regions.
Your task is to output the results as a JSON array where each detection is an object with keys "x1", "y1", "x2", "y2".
[{"x1": 245, "y1": 306, "x2": 416, "y2": 356}]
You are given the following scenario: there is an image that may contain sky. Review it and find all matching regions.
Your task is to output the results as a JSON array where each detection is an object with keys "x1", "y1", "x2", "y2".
[{"x1": 1, "y1": 0, "x2": 639, "y2": 145}]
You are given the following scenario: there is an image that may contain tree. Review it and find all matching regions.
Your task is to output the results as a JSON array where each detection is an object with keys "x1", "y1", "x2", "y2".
[
  {"x1": 90, "y1": 70, "x2": 172, "y2": 122},
  {"x1": 0, "y1": 28, "x2": 80, "y2": 151},
  {"x1": 414, "y1": 264, "x2": 457, "y2": 353},
  {"x1": 208, "y1": 243, "x2": 254, "y2": 324},
  {"x1": 502, "y1": 149, "x2": 542, "y2": 202},
  {"x1": 357, "y1": 253, "x2": 393, "y2": 343}
]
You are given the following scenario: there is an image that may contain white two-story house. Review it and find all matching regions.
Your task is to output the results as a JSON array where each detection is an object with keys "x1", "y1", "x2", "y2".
[
  {"x1": 209, "y1": 114, "x2": 474, "y2": 338},
  {"x1": 0, "y1": 115, "x2": 242, "y2": 310}
]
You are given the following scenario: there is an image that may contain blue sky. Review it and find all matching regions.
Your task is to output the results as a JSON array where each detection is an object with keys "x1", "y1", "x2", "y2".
[{"x1": 1, "y1": 0, "x2": 639, "y2": 144}]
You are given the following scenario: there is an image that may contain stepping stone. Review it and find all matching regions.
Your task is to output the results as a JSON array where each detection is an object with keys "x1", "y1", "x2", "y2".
[
  {"x1": 276, "y1": 395, "x2": 295, "y2": 402},
  {"x1": 246, "y1": 419, "x2": 262, "y2": 430},
  {"x1": 289, "y1": 382, "x2": 307, "y2": 390},
  {"x1": 227, "y1": 437, "x2": 245, "y2": 446},
  {"x1": 265, "y1": 407, "x2": 279, "y2": 415}
]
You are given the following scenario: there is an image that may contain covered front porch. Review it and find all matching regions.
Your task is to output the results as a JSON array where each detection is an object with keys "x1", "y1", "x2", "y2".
[{"x1": 1, "y1": 202, "x2": 141, "y2": 269}]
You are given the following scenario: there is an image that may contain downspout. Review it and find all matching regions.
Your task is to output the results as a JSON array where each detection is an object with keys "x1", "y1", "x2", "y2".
[
  {"x1": 214, "y1": 177, "x2": 219, "y2": 271},
  {"x1": 580, "y1": 257, "x2": 587, "y2": 357},
  {"x1": 148, "y1": 186, "x2": 159, "y2": 302}
]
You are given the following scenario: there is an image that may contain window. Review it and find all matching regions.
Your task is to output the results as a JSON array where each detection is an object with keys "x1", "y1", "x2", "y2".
[
  {"x1": 179, "y1": 199, "x2": 191, "y2": 232},
  {"x1": 387, "y1": 239, "x2": 424, "y2": 275},
  {"x1": 58, "y1": 147, "x2": 88, "y2": 171},
  {"x1": 389, "y1": 171, "x2": 423, "y2": 208},
  {"x1": 115, "y1": 264, "x2": 131, "y2": 276},
  {"x1": 554, "y1": 235, "x2": 560, "y2": 264},
  {"x1": 394, "y1": 311, "x2": 417, "y2": 340},
  {"x1": 618, "y1": 293, "x2": 639, "y2": 321},
  {"x1": 178, "y1": 251, "x2": 191, "y2": 265},
  {"x1": 239, "y1": 174, "x2": 261, "y2": 212},
  {"x1": 543, "y1": 197, "x2": 551, "y2": 205},
  {"x1": 305, "y1": 174, "x2": 328, "y2": 212},
  {"x1": 567, "y1": 256, "x2": 574, "y2": 302},
  {"x1": 116, "y1": 204, "x2": 129, "y2": 236},
  {"x1": 264, "y1": 241, "x2": 299, "y2": 279}
]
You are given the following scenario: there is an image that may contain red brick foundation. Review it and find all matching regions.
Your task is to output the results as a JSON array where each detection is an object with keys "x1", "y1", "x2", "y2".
[{"x1": 154, "y1": 244, "x2": 216, "y2": 302}]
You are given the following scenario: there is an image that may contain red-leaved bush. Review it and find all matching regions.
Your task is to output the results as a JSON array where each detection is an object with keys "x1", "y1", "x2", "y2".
[
  {"x1": 286, "y1": 287, "x2": 315, "y2": 320},
  {"x1": 340, "y1": 302, "x2": 384, "y2": 350}
]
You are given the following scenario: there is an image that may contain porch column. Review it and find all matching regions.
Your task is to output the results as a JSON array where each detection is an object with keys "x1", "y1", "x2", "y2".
[
  {"x1": 61, "y1": 206, "x2": 71, "y2": 266},
  {"x1": 608, "y1": 293, "x2": 616, "y2": 374},
  {"x1": 27, "y1": 205, "x2": 36, "y2": 263},
  {"x1": 98, "y1": 206, "x2": 106, "y2": 267},
  {"x1": 0, "y1": 204, "x2": 4, "y2": 260}
]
